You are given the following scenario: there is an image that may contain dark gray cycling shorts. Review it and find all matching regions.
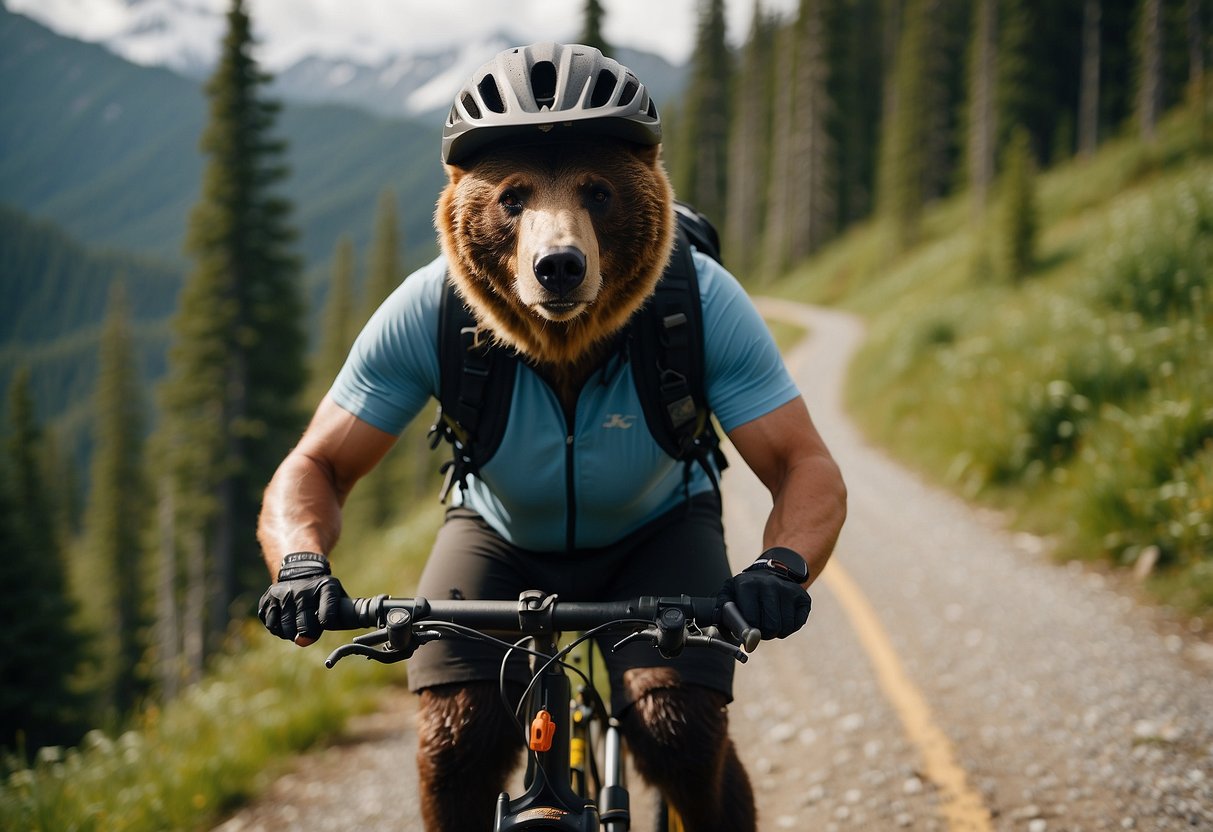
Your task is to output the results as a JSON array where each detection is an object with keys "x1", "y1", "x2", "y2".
[{"x1": 405, "y1": 494, "x2": 735, "y2": 715}]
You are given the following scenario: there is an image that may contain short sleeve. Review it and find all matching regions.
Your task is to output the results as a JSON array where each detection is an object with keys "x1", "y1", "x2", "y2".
[
  {"x1": 327, "y1": 257, "x2": 446, "y2": 435},
  {"x1": 696, "y1": 253, "x2": 801, "y2": 433}
]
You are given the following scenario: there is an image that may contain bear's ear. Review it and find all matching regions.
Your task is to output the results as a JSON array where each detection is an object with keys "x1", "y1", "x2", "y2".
[
  {"x1": 444, "y1": 163, "x2": 467, "y2": 185},
  {"x1": 629, "y1": 143, "x2": 662, "y2": 168}
]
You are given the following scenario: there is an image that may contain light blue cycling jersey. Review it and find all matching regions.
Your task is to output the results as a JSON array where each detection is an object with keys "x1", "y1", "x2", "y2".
[{"x1": 329, "y1": 251, "x2": 800, "y2": 552}]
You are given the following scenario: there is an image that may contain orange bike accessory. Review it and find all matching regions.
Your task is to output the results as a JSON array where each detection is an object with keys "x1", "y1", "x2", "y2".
[{"x1": 530, "y1": 709, "x2": 556, "y2": 752}]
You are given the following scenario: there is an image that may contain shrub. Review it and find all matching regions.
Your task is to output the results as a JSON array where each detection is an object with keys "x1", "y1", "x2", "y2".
[
  {"x1": 1093, "y1": 176, "x2": 1213, "y2": 321},
  {"x1": 1079, "y1": 389, "x2": 1213, "y2": 569}
]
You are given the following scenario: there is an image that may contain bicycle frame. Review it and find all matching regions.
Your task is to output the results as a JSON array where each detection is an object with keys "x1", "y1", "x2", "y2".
[{"x1": 324, "y1": 591, "x2": 754, "y2": 831}]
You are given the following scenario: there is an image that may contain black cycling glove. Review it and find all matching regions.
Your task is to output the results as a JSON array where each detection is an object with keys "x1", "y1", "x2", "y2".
[
  {"x1": 717, "y1": 547, "x2": 812, "y2": 640},
  {"x1": 258, "y1": 552, "x2": 347, "y2": 643}
]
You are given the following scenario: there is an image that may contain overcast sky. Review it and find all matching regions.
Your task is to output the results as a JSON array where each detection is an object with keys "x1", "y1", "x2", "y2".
[{"x1": 9, "y1": 0, "x2": 801, "y2": 67}]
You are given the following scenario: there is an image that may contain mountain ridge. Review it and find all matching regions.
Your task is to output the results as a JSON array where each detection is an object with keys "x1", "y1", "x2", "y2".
[{"x1": 1, "y1": 5, "x2": 446, "y2": 269}]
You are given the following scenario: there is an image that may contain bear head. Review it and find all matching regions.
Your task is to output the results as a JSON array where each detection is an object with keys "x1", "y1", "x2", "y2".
[{"x1": 436, "y1": 137, "x2": 675, "y2": 374}]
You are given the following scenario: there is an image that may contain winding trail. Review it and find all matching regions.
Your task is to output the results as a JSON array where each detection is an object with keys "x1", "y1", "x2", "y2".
[{"x1": 217, "y1": 301, "x2": 1213, "y2": 831}]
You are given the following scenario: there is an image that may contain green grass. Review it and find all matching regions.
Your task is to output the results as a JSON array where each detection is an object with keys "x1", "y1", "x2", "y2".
[
  {"x1": 773, "y1": 99, "x2": 1213, "y2": 617},
  {"x1": 1, "y1": 502, "x2": 442, "y2": 831}
]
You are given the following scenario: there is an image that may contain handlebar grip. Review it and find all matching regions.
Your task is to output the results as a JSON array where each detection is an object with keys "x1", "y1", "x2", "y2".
[
  {"x1": 721, "y1": 601, "x2": 761, "y2": 653},
  {"x1": 328, "y1": 596, "x2": 384, "y2": 630}
]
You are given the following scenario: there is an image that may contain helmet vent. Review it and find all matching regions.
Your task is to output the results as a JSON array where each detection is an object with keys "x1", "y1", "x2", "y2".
[
  {"x1": 478, "y1": 75, "x2": 506, "y2": 114},
  {"x1": 590, "y1": 69, "x2": 617, "y2": 107},
  {"x1": 619, "y1": 79, "x2": 639, "y2": 107},
  {"x1": 460, "y1": 93, "x2": 481, "y2": 120},
  {"x1": 530, "y1": 61, "x2": 558, "y2": 109}
]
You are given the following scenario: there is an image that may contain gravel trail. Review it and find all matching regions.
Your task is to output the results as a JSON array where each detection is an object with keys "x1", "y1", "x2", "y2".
[{"x1": 216, "y1": 302, "x2": 1213, "y2": 831}]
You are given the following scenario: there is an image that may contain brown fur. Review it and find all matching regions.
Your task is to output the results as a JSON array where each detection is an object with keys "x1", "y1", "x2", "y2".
[
  {"x1": 435, "y1": 138, "x2": 675, "y2": 409},
  {"x1": 620, "y1": 669, "x2": 757, "y2": 832},
  {"x1": 415, "y1": 682, "x2": 522, "y2": 831}
]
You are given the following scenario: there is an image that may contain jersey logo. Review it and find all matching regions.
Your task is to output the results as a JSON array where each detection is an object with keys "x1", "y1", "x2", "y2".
[{"x1": 602, "y1": 414, "x2": 637, "y2": 429}]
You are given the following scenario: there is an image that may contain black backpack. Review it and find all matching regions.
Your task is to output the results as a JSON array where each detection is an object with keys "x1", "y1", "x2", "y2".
[{"x1": 429, "y1": 202, "x2": 728, "y2": 502}]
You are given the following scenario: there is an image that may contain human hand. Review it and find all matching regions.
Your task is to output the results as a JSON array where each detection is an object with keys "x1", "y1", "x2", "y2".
[
  {"x1": 716, "y1": 547, "x2": 811, "y2": 640},
  {"x1": 257, "y1": 552, "x2": 348, "y2": 646}
]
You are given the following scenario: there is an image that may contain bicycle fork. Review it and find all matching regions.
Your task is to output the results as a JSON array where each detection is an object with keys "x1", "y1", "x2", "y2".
[
  {"x1": 494, "y1": 644, "x2": 601, "y2": 831},
  {"x1": 598, "y1": 718, "x2": 630, "y2": 831}
]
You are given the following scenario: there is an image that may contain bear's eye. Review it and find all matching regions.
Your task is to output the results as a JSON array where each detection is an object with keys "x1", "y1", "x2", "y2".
[
  {"x1": 499, "y1": 189, "x2": 524, "y2": 215},
  {"x1": 585, "y1": 184, "x2": 612, "y2": 210}
]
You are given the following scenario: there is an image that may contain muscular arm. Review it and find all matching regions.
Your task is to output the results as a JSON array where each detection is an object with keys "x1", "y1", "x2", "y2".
[
  {"x1": 257, "y1": 396, "x2": 398, "y2": 580},
  {"x1": 727, "y1": 396, "x2": 847, "y2": 587}
]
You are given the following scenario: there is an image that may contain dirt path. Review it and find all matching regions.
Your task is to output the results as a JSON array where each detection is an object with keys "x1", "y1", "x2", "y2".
[{"x1": 216, "y1": 302, "x2": 1213, "y2": 831}]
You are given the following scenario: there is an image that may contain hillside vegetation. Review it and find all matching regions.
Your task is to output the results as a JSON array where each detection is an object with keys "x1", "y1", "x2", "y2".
[
  {"x1": 776, "y1": 103, "x2": 1213, "y2": 615},
  {"x1": 0, "y1": 501, "x2": 441, "y2": 832}
]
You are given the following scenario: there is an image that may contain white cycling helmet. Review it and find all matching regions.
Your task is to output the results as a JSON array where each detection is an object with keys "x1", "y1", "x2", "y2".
[{"x1": 441, "y1": 42, "x2": 662, "y2": 165}]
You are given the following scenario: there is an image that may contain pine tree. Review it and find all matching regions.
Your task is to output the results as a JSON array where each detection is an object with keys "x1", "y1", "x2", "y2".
[
  {"x1": 1078, "y1": 0, "x2": 1103, "y2": 158},
  {"x1": 1135, "y1": 0, "x2": 1163, "y2": 141},
  {"x1": 357, "y1": 189, "x2": 411, "y2": 527},
  {"x1": 876, "y1": 0, "x2": 933, "y2": 248},
  {"x1": 725, "y1": 0, "x2": 775, "y2": 278},
  {"x1": 965, "y1": 0, "x2": 998, "y2": 208},
  {"x1": 996, "y1": 0, "x2": 1033, "y2": 157},
  {"x1": 157, "y1": 0, "x2": 307, "y2": 657},
  {"x1": 762, "y1": 20, "x2": 799, "y2": 275},
  {"x1": 581, "y1": 0, "x2": 611, "y2": 55},
  {"x1": 789, "y1": 0, "x2": 836, "y2": 260},
  {"x1": 313, "y1": 235, "x2": 357, "y2": 402},
  {"x1": 1189, "y1": 0, "x2": 1209, "y2": 141},
  {"x1": 1, "y1": 370, "x2": 87, "y2": 752},
  {"x1": 1001, "y1": 126, "x2": 1038, "y2": 281},
  {"x1": 875, "y1": 0, "x2": 965, "y2": 248},
  {"x1": 828, "y1": 0, "x2": 884, "y2": 227},
  {"x1": 84, "y1": 281, "x2": 150, "y2": 716},
  {"x1": 361, "y1": 189, "x2": 403, "y2": 324},
  {"x1": 678, "y1": 0, "x2": 733, "y2": 224}
]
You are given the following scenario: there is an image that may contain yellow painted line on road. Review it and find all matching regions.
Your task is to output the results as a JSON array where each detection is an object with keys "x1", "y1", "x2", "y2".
[{"x1": 822, "y1": 563, "x2": 994, "y2": 832}]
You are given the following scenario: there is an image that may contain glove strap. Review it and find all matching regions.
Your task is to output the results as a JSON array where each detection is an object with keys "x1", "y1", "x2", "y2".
[
  {"x1": 743, "y1": 546, "x2": 809, "y2": 584},
  {"x1": 277, "y1": 551, "x2": 331, "y2": 582}
]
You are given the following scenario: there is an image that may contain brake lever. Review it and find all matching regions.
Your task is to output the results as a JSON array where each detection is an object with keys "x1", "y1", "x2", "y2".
[
  {"x1": 324, "y1": 643, "x2": 410, "y2": 668},
  {"x1": 687, "y1": 632, "x2": 749, "y2": 664},
  {"x1": 610, "y1": 627, "x2": 657, "y2": 653},
  {"x1": 325, "y1": 628, "x2": 443, "y2": 668}
]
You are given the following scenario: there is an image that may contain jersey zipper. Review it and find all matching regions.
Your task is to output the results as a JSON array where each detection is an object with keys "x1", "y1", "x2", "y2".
[{"x1": 537, "y1": 371, "x2": 580, "y2": 553}]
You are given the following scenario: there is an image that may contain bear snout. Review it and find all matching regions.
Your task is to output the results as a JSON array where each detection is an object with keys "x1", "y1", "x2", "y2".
[{"x1": 533, "y1": 246, "x2": 587, "y2": 298}]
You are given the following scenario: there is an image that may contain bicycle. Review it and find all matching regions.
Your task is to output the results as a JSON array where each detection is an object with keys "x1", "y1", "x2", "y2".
[{"x1": 323, "y1": 590, "x2": 761, "y2": 831}]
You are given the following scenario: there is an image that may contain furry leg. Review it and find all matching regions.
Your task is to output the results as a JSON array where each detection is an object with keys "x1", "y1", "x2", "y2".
[
  {"x1": 618, "y1": 668, "x2": 756, "y2": 832},
  {"x1": 415, "y1": 682, "x2": 523, "y2": 832}
]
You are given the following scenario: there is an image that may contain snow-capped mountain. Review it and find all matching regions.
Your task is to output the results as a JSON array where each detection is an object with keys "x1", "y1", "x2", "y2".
[
  {"x1": 6, "y1": 0, "x2": 227, "y2": 77},
  {"x1": 6, "y1": 0, "x2": 686, "y2": 120},
  {"x1": 270, "y1": 36, "x2": 516, "y2": 119}
]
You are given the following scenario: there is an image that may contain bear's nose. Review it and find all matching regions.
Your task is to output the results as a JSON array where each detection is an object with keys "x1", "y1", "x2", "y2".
[{"x1": 533, "y1": 247, "x2": 586, "y2": 297}]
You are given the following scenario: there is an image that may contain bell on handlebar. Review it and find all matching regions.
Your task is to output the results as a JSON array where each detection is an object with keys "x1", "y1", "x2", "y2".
[
  {"x1": 655, "y1": 607, "x2": 687, "y2": 658},
  {"x1": 386, "y1": 608, "x2": 414, "y2": 652}
]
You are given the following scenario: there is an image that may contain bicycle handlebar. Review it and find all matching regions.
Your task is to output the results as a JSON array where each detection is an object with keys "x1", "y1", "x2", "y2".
[{"x1": 322, "y1": 592, "x2": 761, "y2": 668}]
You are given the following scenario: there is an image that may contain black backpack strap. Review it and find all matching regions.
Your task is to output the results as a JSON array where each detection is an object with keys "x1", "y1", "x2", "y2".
[
  {"x1": 631, "y1": 225, "x2": 728, "y2": 492},
  {"x1": 430, "y1": 276, "x2": 517, "y2": 502}
]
